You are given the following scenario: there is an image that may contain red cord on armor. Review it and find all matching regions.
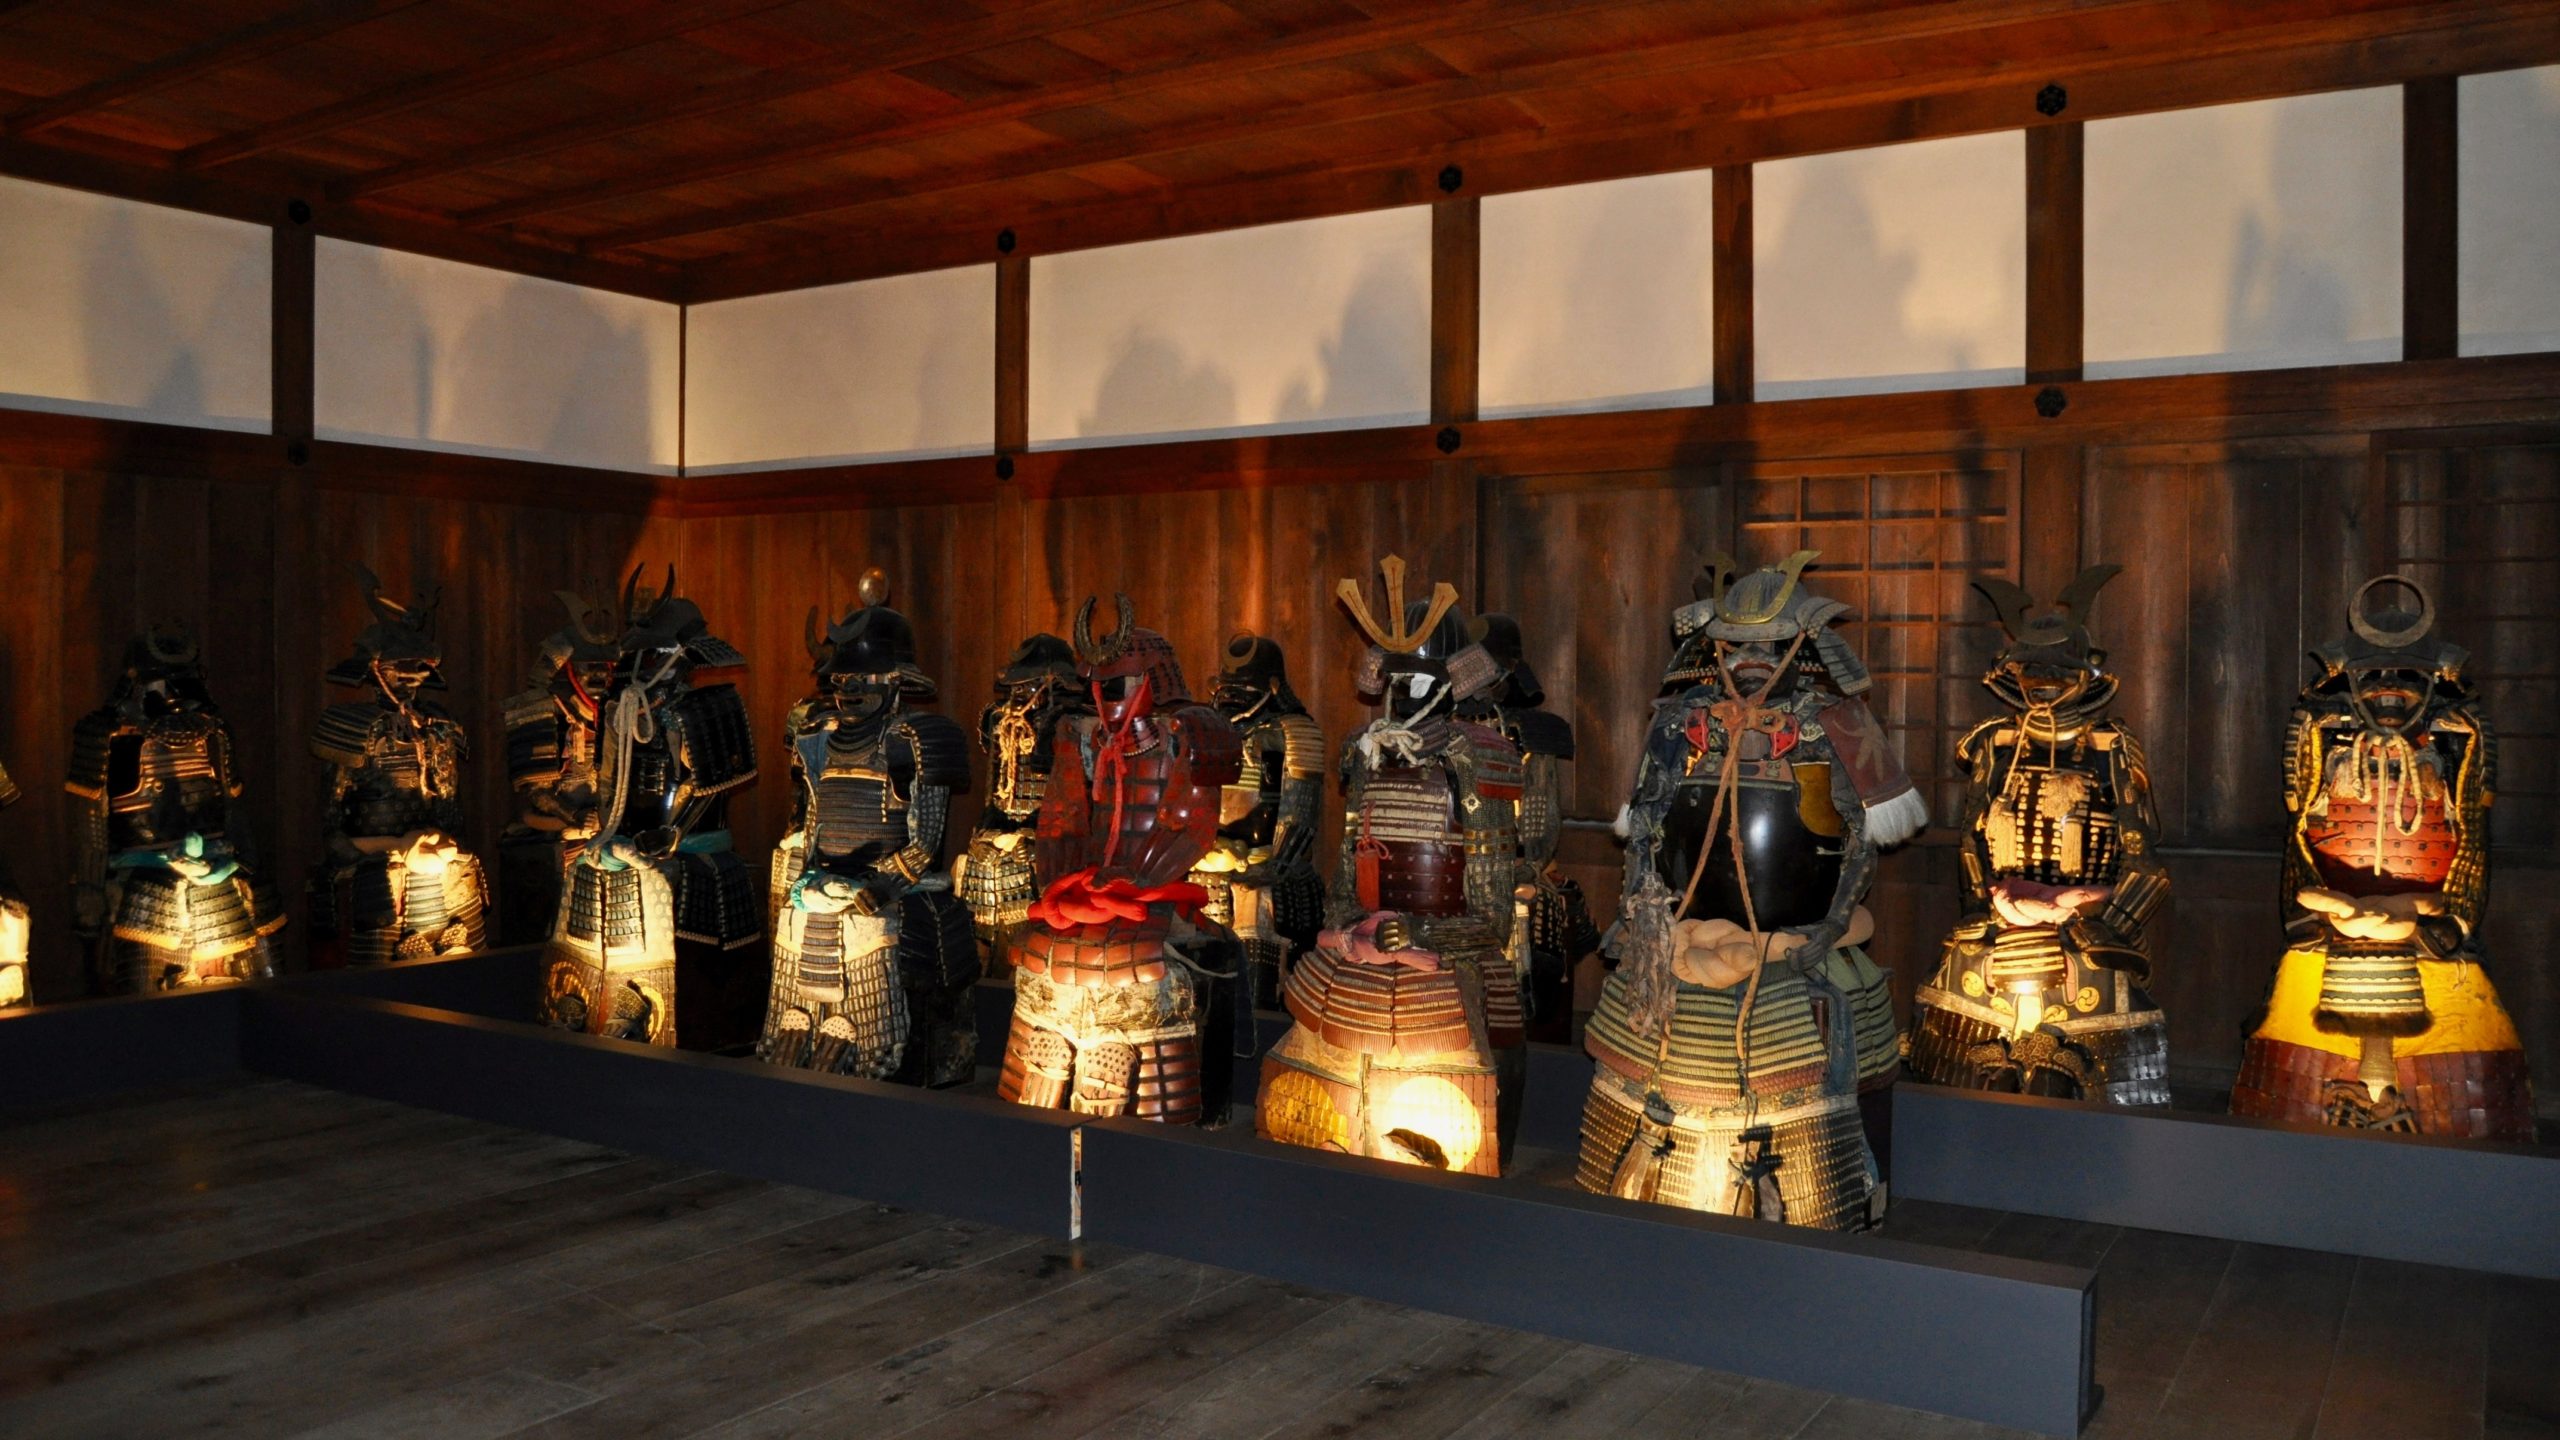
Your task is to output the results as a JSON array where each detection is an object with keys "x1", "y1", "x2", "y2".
[
  {"x1": 1087, "y1": 675, "x2": 1152, "y2": 869},
  {"x1": 1027, "y1": 868, "x2": 1209, "y2": 929}
]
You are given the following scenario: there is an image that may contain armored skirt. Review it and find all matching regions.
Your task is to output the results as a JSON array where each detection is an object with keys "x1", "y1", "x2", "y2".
[
  {"x1": 761, "y1": 878, "x2": 977, "y2": 1085},
  {"x1": 315, "y1": 836, "x2": 490, "y2": 968},
  {"x1": 2233, "y1": 949, "x2": 2532, "y2": 1141},
  {"x1": 999, "y1": 914, "x2": 1202, "y2": 1123},
  {"x1": 959, "y1": 831, "x2": 1038, "y2": 967},
  {"x1": 1579, "y1": 945, "x2": 1896, "y2": 1231},
  {"x1": 1257, "y1": 939, "x2": 1509, "y2": 1177},
  {"x1": 104, "y1": 863, "x2": 284, "y2": 993},
  {"x1": 1908, "y1": 921, "x2": 2168, "y2": 1106},
  {"x1": 541, "y1": 855, "x2": 678, "y2": 1046}
]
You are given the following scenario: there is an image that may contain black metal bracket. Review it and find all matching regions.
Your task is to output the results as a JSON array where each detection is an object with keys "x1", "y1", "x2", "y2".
[
  {"x1": 2034, "y1": 385, "x2": 2069, "y2": 418},
  {"x1": 995, "y1": 454, "x2": 1016, "y2": 481},
  {"x1": 1435, "y1": 425, "x2": 1462, "y2": 454},
  {"x1": 286, "y1": 198, "x2": 312, "y2": 225},
  {"x1": 1438, "y1": 164, "x2": 1465, "y2": 194},
  {"x1": 2036, "y1": 83, "x2": 2068, "y2": 117},
  {"x1": 996, "y1": 228, "x2": 1017, "y2": 254}
]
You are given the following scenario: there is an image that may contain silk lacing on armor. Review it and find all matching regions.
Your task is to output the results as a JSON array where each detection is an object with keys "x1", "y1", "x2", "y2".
[
  {"x1": 592, "y1": 652, "x2": 681, "y2": 852},
  {"x1": 369, "y1": 660, "x2": 451, "y2": 800},
  {"x1": 990, "y1": 694, "x2": 1043, "y2": 812},
  {"x1": 2332, "y1": 729, "x2": 2438, "y2": 874},
  {"x1": 1026, "y1": 674, "x2": 1210, "y2": 930}
]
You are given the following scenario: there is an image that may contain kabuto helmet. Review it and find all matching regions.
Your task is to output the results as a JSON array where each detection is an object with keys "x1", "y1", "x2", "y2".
[
  {"x1": 1663, "y1": 550, "x2": 1871, "y2": 700},
  {"x1": 1211, "y1": 631, "x2": 1307, "y2": 720},
  {"x1": 1974, "y1": 565, "x2": 2121, "y2": 715},
  {"x1": 1338, "y1": 555, "x2": 1500, "y2": 722},
  {"x1": 327, "y1": 564, "x2": 446, "y2": 694},
  {"x1": 1073, "y1": 594, "x2": 1188, "y2": 727},
  {"x1": 996, "y1": 633, "x2": 1077, "y2": 693},
  {"x1": 1468, "y1": 612, "x2": 1545, "y2": 709},
  {"x1": 2307, "y1": 574, "x2": 2469, "y2": 733},
  {"x1": 616, "y1": 564, "x2": 743, "y2": 679},
  {"x1": 116, "y1": 623, "x2": 215, "y2": 714},
  {"x1": 806, "y1": 567, "x2": 936, "y2": 708}
]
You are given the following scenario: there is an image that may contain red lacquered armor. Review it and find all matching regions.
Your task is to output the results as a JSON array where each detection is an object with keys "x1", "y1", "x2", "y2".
[{"x1": 2305, "y1": 786, "x2": 2458, "y2": 895}]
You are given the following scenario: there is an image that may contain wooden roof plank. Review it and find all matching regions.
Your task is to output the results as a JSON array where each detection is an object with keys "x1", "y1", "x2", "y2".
[
  {"x1": 3, "y1": 0, "x2": 428, "y2": 139},
  {"x1": 326, "y1": 0, "x2": 1197, "y2": 201},
  {"x1": 178, "y1": 0, "x2": 801, "y2": 169}
]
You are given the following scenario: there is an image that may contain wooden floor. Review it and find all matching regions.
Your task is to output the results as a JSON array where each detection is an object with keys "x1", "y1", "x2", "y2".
[{"x1": 0, "y1": 1082, "x2": 2551, "y2": 1440}]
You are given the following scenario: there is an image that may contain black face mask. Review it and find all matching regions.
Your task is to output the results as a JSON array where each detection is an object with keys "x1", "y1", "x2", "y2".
[{"x1": 2349, "y1": 668, "x2": 2433, "y2": 733}]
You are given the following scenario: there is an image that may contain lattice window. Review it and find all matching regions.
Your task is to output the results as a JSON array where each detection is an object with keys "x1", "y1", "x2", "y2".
[
  {"x1": 2384, "y1": 443, "x2": 2560, "y2": 850},
  {"x1": 1736, "y1": 459, "x2": 2021, "y2": 825}
]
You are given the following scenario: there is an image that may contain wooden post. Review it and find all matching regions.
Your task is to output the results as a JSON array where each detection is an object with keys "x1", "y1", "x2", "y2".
[
  {"x1": 2402, "y1": 76, "x2": 2458, "y2": 362},
  {"x1": 1431, "y1": 198, "x2": 1479, "y2": 426},
  {"x1": 2026, "y1": 123, "x2": 2084, "y2": 385},
  {"x1": 995, "y1": 254, "x2": 1030, "y2": 454},
  {"x1": 272, "y1": 203, "x2": 316, "y2": 455},
  {"x1": 1712, "y1": 165, "x2": 1753, "y2": 405}
]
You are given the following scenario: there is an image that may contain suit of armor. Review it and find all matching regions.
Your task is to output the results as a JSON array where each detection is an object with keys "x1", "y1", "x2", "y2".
[
  {"x1": 1463, "y1": 614, "x2": 1600, "y2": 1046},
  {"x1": 309, "y1": 569, "x2": 488, "y2": 968},
  {"x1": 68, "y1": 628, "x2": 283, "y2": 994},
  {"x1": 1257, "y1": 560, "x2": 1525, "y2": 1176},
  {"x1": 1579, "y1": 553, "x2": 1926, "y2": 1231},
  {"x1": 998, "y1": 596, "x2": 1241, "y2": 1125},
  {"x1": 0, "y1": 756, "x2": 28, "y2": 1009},
  {"x1": 1190, "y1": 633, "x2": 1327, "y2": 1012},
  {"x1": 762, "y1": 576, "x2": 978, "y2": 1085},
  {"x1": 2232, "y1": 576, "x2": 2531, "y2": 1140},
  {"x1": 1908, "y1": 568, "x2": 2170, "y2": 1106},
  {"x1": 957, "y1": 635, "x2": 1084, "y2": 970},
  {"x1": 498, "y1": 593, "x2": 615, "y2": 947},
  {"x1": 539, "y1": 570, "x2": 757, "y2": 1048}
]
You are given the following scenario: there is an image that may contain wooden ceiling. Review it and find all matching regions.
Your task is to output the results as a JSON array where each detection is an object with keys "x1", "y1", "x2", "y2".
[{"x1": 0, "y1": 0, "x2": 2553, "y2": 302}]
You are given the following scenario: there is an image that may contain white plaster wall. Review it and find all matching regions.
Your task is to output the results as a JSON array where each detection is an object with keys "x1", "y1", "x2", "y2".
[
  {"x1": 315, "y1": 239, "x2": 680, "y2": 473},
  {"x1": 0, "y1": 176, "x2": 270, "y2": 431},
  {"x1": 684, "y1": 265, "x2": 994, "y2": 473},
  {"x1": 1480, "y1": 168, "x2": 1716, "y2": 418},
  {"x1": 2086, "y1": 88, "x2": 2402, "y2": 378},
  {"x1": 1754, "y1": 132, "x2": 2025, "y2": 400},
  {"x1": 2460, "y1": 65, "x2": 2560, "y2": 358},
  {"x1": 1027, "y1": 207, "x2": 1430, "y2": 448}
]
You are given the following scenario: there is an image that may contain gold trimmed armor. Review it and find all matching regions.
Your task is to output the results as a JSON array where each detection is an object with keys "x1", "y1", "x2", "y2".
[
  {"x1": 761, "y1": 573, "x2": 979, "y2": 1085},
  {"x1": 1191, "y1": 632, "x2": 1328, "y2": 1016},
  {"x1": 68, "y1": 627, "x2": 282, "y2": 993},
  {"x1": 1579, "y1": 553, "x2": 1925, "y2": 1231},
  {"x1": 998, "y1": 596, "x2": 1242, "y2": 1126},
  {"x1": 0, "y1": 756, "x2": 28, "y2": 1009},
  {"x1": 958, "y1": 635, "x2": 1084, "y2": 969},
  {"x1": 540, "y1": 570, "x2": 757, "y2": 1049},
  {"x1": 1908, "y1": 568, "x2": 2171, "y2": 1106},
  {"x1": 1258, "y1": 559, "x2": 1526, "y2": 1176},
  {"x1": 2233, "y1": 576, "x2": 2530, "y2": 1140},
  {"x1": 309, "y1": 567, "x2": 488, "y2": 968}
]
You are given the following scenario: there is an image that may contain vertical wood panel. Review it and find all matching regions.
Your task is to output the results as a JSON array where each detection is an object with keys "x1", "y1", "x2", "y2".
[
  {"x1": 272, "y1": 219, "x2": 316, "y2": 447},
  {"x1": 995, "y1": 256, "x2": 1029, "y2": 454}
]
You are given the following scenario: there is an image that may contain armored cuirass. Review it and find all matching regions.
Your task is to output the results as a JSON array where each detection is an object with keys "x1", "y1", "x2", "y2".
[
  {"x1": 319, "y1": 705, "x2": 464, "y2": 840},
  {"x1": 2303, "y1": 731, "x2": 2457, "y2": 896},
  {"x1": 804, "y1": 722, "x2": 912, "y2": 867},
  {"x1": 1351, "y1": 763, "x2": 1468, "y2": 917},
  {"x1": 1041, "y1": 709, "x2": 1234, "y2": 890},
  {"x1": 98, "y1": 714, "x2": 233, "y2": 852},
  {"x1": 1656, "y1": 767, "x2": 1843, "y2": 930},
  {"x1": 984, "y1": 695, "x2": 1058, "y2": 823},
  {"x1": 1980, "y1": 749, "x2": 2121, "y2": 888}
]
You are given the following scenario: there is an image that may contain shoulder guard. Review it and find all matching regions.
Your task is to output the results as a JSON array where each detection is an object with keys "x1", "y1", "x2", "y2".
[
  {"x1": 67, "y1": 708, "x2": 122, "y2": 797},
  {"x1": 1953, "y1": 715, "x2": 2010, "y2": 770},
  {"x1": 1168, "y1": 705, "x2": 1244, "y2": 786},
  {"x1": 501, "y1": 686, "x2": 557, "y2": 733},
  {"x1": 1266, "y1": 711, "x2": 1327, "y2": 780},
  {"x1": 669, "y1": 683, "x2": 759, "y2": 793},
  {"x1": 1814, "y1": 695, "x2": 1928, "y2": 846},
  {"x1": 311, "y1": 702, "x2": 384, "y2": 767},
  {"x1": 1502, "y1": 707, "x2": 1575, "y2": 761},
  {"x1": 898, "y1": 711, "x2": 973, "y2": 790},
  {"x1": 1453, "y1": 720, "x2": 1525, "y2": 801}
]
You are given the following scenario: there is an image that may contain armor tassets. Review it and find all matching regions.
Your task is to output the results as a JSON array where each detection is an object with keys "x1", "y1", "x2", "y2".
[
  {"x1": 1579, "y1": 552, "x2": 1917, "y2": 1231},
  {"x1": 2235, "y1": 574, "x2": 2527, "y2": 1139},
  {"x1": 1260, "y1": 560, "x2": 1526, "y2": 1175},
  {"x1": 1000, "y1": 598, "x2": 1242, "y2": 1127}
]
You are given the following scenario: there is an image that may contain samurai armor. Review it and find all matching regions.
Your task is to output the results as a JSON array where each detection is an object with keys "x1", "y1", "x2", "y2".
[
  {"x1": 1001, "y1": 920, "x2": 1203, "y2": 1121},
  {"x1": 2233, "y1": 576, "x2": 2531, "y2": 1140},
  {"x1": 0, "y1": 756, "x2": 25, "y2": 1009},
  {"x1": 312, "y1": 836, "x2": 489, "y2": 968}
]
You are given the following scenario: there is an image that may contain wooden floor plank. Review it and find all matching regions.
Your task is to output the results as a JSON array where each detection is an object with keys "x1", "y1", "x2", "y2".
[
  {"x1": 1073, "y1": 1296, "x2": 1467, "y2": 1440},
  {"x1": 2311, "y1": 1258, "x2": 2489, "y2": 1440},
  {"x1": 1253, "y1": 1319, "x2": 1563, "y2": 1440},
  {"x1": 2485, "y1": 1275, "x2": 2560, "y2": 1438},
  {"x1": 1440, "y1": 1345, "x2": 1707, "y2": 1440},
  {"x1": 2148, "y1": 1243, "x2": 2360, "y2": 1440},
  {"x1": 286, "y1": 1369, "x2": 600, "y2": 1440}
]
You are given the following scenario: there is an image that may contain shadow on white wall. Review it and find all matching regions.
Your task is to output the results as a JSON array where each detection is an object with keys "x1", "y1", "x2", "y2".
[{"x1": 1480, "y1": 171, "x2": 1716, "y2": 420}]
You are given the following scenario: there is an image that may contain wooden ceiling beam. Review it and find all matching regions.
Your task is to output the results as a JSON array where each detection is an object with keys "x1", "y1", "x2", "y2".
[
  {"x1": 325, "y1": 0, "x2": 1192, "y2": 202},
  {"x1": 461, "y1": 0, "x2": 1642, "y2": 228},
  {"x1": 178, "y1": 0, "x2": 800, "y2": 170},
  {"x1": 583, "y1": 0, "x2": 2187, "y2": 253},
  {"x1": 676, "y1": 0, "x2": 2560, "y2": 301},
  {"x1": 2, "y1": 0, "x2": 427, "y2": 139}
]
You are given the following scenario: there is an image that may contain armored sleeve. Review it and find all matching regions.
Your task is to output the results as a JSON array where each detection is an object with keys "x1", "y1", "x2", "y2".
[
  {"x1": 1270, "y1": 712, "x2": 1327, "y2": 869},
  {"x1": 1950, "y1": 717, "x2": 2006, "y2": 923},
  {"x1": 1783, "y1": 740, "x2": 1877, "y2": 969},
  {"x1": 2279, "y1": 707, "x2": 2327, "y2": 944},
  {"x1": 65, "y1": 710, "x2": 116, "y2": 897},
  {"x1": 503, "y1": 686, "x2": 565, "y2": 790},
  {"x1": 2092, "y1": 724, "x2": 2168, "y2": 945},
  {"x1": 1410, "y1": 725, "x2": 1521, "y2": 958},
  {"x1": 887, "y1": 712, "x2": 972, "y2": 881},
  {"x1": 2439, "y1": 705, "x2": 2495, "y2": 936},
  {"x1": 1326, "y1": 736, "x2": 1368, "y2": 930}
]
